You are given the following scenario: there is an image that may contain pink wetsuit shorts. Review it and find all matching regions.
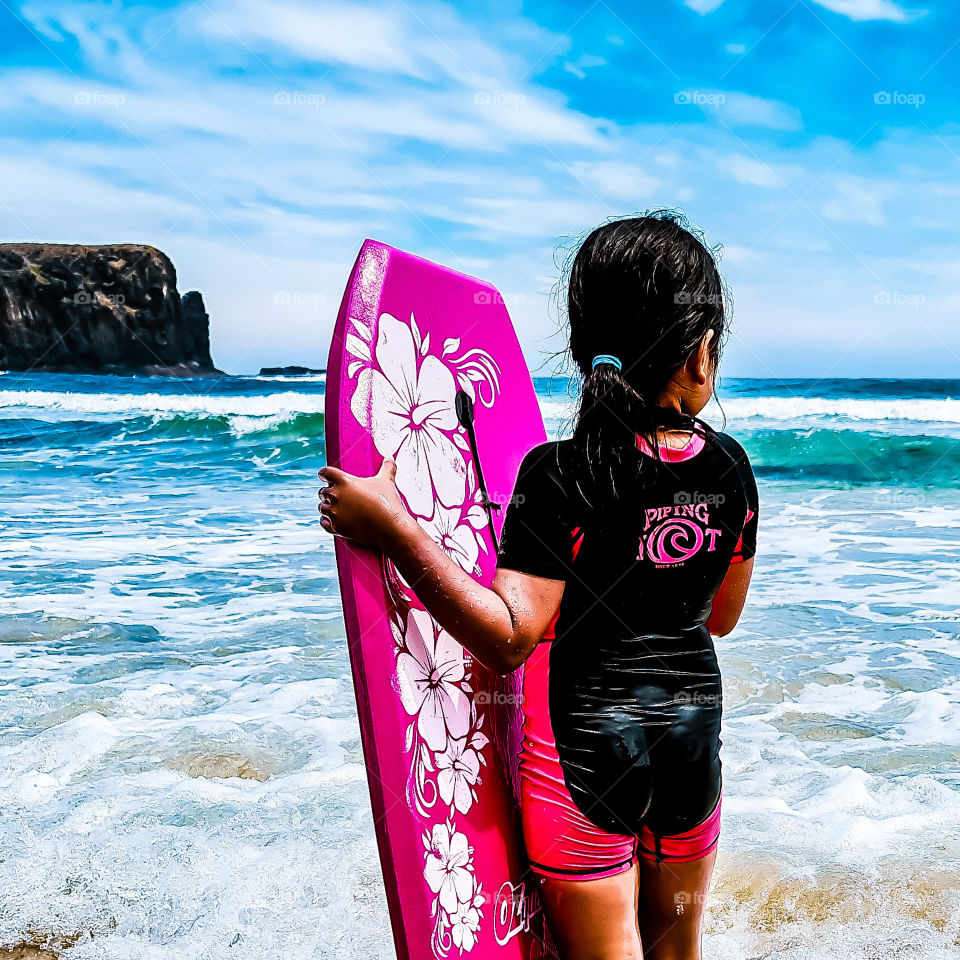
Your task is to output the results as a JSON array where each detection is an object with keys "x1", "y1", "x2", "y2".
[{"x1": 520, "y1": 640, "x2": 722, "y2": 880}]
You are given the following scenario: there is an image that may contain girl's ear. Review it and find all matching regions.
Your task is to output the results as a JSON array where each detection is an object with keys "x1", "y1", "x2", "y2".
[{"x1": 690, "y1": 329, "x2": 715, "y2": 385}]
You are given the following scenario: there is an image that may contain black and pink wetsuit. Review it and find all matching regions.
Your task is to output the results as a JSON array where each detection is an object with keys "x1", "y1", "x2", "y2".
[{"x1": 496, "y1": 427, "x2": 758, "y2": 878}]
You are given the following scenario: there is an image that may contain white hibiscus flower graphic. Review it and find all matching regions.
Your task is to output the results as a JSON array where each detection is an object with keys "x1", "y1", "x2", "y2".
[
  {"x1": 420, "y1": 502, "x2": 488, "y2": 575},
  {"x1": 424, "y1": 820, "x2": 476, "y2": 915},
  {"x1": 350, "y1": 312, "x2": 467, "y2": 518},
  {"x1": 436, "y1": 735, "x2": 481, "y2": 815},
  {"x1": 395, "y1": 608, "x2": 469, "y2": 752},
  {"x1": 450, "y1": 889, "x2": 484, "y2": 952}
]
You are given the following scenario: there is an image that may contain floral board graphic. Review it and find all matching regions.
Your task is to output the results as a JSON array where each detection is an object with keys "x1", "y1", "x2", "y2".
[{"x1": 345, "y1": 309, "x2": 502, "y2": 956}]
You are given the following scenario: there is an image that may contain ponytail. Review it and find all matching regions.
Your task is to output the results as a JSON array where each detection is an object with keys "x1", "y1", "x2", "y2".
[{"x1": 572, "y1": 360, "x2": 704, "y2": 508}]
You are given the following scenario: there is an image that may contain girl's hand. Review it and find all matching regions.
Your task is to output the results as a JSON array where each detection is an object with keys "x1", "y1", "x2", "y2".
[{"x1": 317, "y1": 458, "x2": 412, "y2": 548}]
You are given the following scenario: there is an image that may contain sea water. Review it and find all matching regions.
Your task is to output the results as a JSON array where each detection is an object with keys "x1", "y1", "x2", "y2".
[{"x1": 1, "y1": 373, "x2": 959, "y2": 959}]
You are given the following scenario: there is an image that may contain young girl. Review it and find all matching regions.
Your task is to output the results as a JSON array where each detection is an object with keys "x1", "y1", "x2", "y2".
[{"x1": 318, "y1": 213, "x2": 758, "y2": 960}]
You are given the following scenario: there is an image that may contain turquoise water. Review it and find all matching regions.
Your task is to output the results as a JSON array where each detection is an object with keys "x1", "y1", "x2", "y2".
[{"x1": 1, "y1": 373, "x2": 959, "y2": 958}]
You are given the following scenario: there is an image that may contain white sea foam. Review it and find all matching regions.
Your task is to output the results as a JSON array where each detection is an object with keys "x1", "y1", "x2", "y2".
[
  {"x1": 543, "y1": 394, "x2": 960, "y2": 426},
  {"x1": 0, "y1": 389, "x2": 326, "y2": 420},
  {"x1": 2, "y1": 388, "x2": 960, "y2": 426},
  {"x1": 714, "y1": 395, "x2": 960, "y2": 423}
]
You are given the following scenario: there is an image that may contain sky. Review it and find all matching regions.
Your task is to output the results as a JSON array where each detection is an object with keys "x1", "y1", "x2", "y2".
[{"x1": 0, "y1": 0, "x2": 957, "y2": 377}]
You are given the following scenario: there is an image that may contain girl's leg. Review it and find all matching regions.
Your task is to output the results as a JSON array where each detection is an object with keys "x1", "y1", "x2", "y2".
[
  {"x1": 635, "y1": 849, "x2": 716, "y2": 960},
  {"x1": 537, "y1": 866, "x2": 644, "y2": 960}
]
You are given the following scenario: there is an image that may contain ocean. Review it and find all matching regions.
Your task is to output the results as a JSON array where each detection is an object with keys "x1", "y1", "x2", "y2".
[{"x1": 1, "y1": 372, "x2": 959, "y2": 959}]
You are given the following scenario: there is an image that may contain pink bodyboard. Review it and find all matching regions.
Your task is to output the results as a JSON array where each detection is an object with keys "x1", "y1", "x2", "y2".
[{"x1": 325, "y1": 240, "x2": 554, "y2": 960}]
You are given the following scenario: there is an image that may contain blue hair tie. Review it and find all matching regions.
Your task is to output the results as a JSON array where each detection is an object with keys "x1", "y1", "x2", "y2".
[{"x1": 592, "y1": 354, "x2": 622, "y2": 371}]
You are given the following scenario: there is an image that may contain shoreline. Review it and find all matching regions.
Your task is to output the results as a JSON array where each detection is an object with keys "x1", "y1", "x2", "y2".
[{"x1": 1, "y1": 948, "x2": 59, "y2": 959}]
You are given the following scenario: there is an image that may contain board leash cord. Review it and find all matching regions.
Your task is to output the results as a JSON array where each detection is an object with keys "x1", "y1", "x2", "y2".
[{"x1": 455, "y1": 389, "x2": 501, "y2": 554}]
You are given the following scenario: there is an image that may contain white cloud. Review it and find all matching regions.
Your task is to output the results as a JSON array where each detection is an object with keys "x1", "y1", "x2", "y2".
[
  {"x1": 685, "y1": 0, "x2": 726, "y2": 13},
  {"x1": 6, "y1": 61, "x2": 605, "y2": 163},
  {"x1": 766, "y1": 230, "x2": 835, "y2": 254},
  {"x1": 923, "y1": 182, "x2": 960, "y2": 200},
  {"x1": 652, "y1": 150, "x2": 683, "y2": 168},
  {"x1": 673, "y1": 88, "x2": 802, "y2": 130},
  {"x1": 719, "y1": 91, "x2": 803, "y2": 130},
  {"x1": 808, "y1": 0, "x2": 927, "y2": 22},
  {"x1": 200, "y1": 0, "x2": 421, "y2": 76},
  {"x1": 566, "y1": 161, "x2": 662, "y2": 201},
  {"x1": 454, "y1": 196, "x2": 605, "y2": 239},
  {"x1": 899, "y1": 256, "x2": 960, "y2": 283},
  {"x1": 718, "y1": 244, "x2": 766, "y2": 266},
  {"x1": 563, "y1": 53, "x2": 607, "y2": 80},
  {"x1": 721, "y1": 153, "x2": 788, "y2": 189},
  {"x1": 821, "y1": 175, "x2": 896, "y2": 225},
  {"x1": 196, "y1": 0, "x2": 572, "y2": 93},
  {"x1": 467, "y1": 93, "x2": 609, "y2": 148}
]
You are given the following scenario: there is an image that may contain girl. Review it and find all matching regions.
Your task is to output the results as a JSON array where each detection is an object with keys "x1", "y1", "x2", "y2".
[{"x1": 318, "y1": 212, "x2": 758, "y2": 960}]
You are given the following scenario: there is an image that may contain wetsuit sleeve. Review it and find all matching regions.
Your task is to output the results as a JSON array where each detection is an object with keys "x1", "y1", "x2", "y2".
[
  {"x1": 496, "y1": 443, "x2": 571, "y2": 581},
  {"x1": 726, "y1": 437, "x2": 759, "y2": 563}
]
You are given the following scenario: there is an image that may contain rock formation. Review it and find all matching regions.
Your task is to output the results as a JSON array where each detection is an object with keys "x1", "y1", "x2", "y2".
[
  {"x1": 258, "y1": 365, "x2": 325, "y2": 376},
  {"x1": 0, "y1": 244, "x2": 221, "y2": 376}
]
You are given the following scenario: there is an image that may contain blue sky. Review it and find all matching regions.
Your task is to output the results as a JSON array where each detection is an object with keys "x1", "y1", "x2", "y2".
[{"x1": 0, "y1": 0, "x2": 957, "y2": 376}]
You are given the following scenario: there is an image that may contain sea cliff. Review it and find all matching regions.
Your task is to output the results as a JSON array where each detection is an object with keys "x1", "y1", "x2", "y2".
[{"x1": 0, "y1": 244, "x2": 219, "y2": 376}]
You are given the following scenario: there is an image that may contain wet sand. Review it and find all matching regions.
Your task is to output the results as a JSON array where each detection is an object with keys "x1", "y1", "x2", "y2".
[
  {"x1": 1, "y1": 945, "x2": 60, "y2": 959},
  {"x1": 0, "y1": 930, "x2": 86, "y2": 959}
]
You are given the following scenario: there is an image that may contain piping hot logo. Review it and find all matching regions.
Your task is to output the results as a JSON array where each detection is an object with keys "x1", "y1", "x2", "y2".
[{"x1": 638, "y1": 501, "x2": 724, "y2": 567}]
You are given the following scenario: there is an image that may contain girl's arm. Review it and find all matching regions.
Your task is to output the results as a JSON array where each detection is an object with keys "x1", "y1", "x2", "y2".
[
  {"x1": 319, "y1": 459, "x2": 563, "y2": 674},
  {"x1": 706, "y1": 557, "x2": 754, "y2": 636}
]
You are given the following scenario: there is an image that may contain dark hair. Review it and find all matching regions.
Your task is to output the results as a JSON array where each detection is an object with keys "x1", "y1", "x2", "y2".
[{"x1": 566, "y1": 210, "x2": 729, "y2": 507}]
